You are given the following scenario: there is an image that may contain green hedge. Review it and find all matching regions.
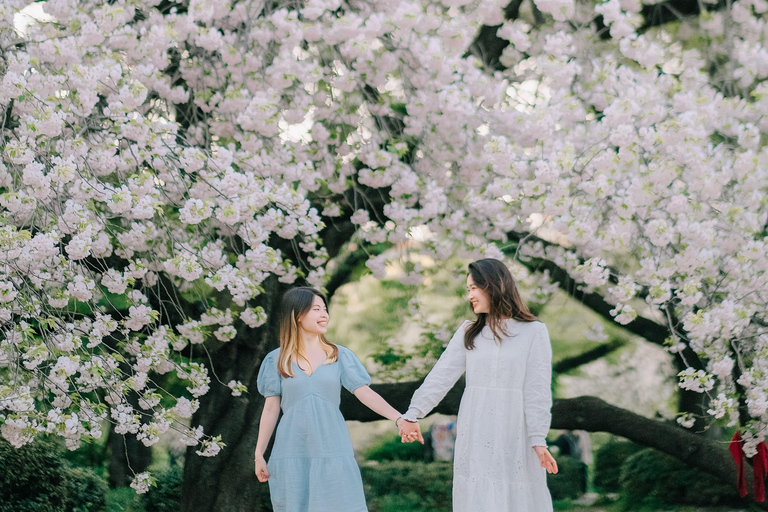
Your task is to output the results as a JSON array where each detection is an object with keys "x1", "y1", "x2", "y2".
[
  {"x1": 65, "y1": 467, "x2": 109, "y2": 512},
  {"x1": 365, "y1": 434, "x2": 429, "y2": 462},
  {"x1": 361, "y1": 460, "x2": 453, "y2": 512},
  {"x1": 593, "y1": 438, "x2": 644, "y2": 492},
  {"x1": 547, "y1": 455, "x2": 586, "y2": 500},
  {"x1": 362, "y1": 458, "x2": 583, "y2": 510},
  {"x1": 140, "y1": 464, "x2": 183, "y2": 512},
  {"x1": 138, "y1": 463, "x2": 273, "y2": 512},
  {"x1": 619, "y1": 448, "x2": 740, "y2": 507},
  {"x1": 0, "y1": 437, "x2": 107, "y2": 512}
]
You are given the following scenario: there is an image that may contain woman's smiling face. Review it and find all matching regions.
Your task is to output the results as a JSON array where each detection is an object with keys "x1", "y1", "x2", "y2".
[
  {"x1": 467, "y1": 274, "x2": 490, "y2": 315},
  {"x1": 297, "y1": 294, "x2": 329, "y2": 335}
]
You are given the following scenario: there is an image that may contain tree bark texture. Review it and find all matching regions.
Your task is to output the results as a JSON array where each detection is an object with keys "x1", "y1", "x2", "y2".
[
  {"x1": 552, "y1": 338, "x2": 626, "y2": 374},
  {"x1": 179, "y1": 279, "x2": 282, "y2": 512}
]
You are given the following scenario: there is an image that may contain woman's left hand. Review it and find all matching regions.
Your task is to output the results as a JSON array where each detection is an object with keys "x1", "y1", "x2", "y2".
[
  {"x1": 533, "y1": 446, "x2": 558, "y2": 474},
  {"x1": 254, "y1": 457, "x2": 269, "y2": 482}
]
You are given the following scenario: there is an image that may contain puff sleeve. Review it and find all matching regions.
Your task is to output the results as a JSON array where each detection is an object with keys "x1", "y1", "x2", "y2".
[
  {"x1": 257, "y1": 350, "x2": 282, "y2": 397},
  {"x1": 339, "y1": 346, "x2": 372, "y2": 393}
]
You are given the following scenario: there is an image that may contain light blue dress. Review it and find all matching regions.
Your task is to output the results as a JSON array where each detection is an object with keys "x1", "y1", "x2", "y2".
[{"x1": 257, "y1": 345, "x2": 371, "y2": 512}]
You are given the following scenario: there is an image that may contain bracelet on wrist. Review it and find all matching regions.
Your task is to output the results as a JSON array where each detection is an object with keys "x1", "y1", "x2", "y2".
[{"x1": 395, "y1": 417, "x2": 417, "y2": 427}]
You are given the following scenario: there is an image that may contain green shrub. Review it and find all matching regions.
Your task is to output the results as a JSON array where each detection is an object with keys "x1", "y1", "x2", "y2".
[
  {"x1": 547, "y1": 456, "x2": 586, "y2": 500},
  {"x1": 361, "y1": 460, "x2": 452, "y2": 512},
  {"x1": 593, "y1": 438, "x2": 644, "y2": 492},
  {"x1": 0, "y1": 437, "x2": 69, "y2": 512},
  {"x1": 0, "y1": 437, "x2": 108, "y2": 512},
  {"x1": 105, "y1": 488, "x2": 143, "y2": 512},
  {"x1": 66, "y1": 467, "x2": 108, "y2": 512},
  {"x1": 619, "y1": 448, "x2": 739, "y2": 507},
  {"x1": 365, "y1": 433, "x2": 429, "y2": 462},
  {"x1": 141, "y1": 464, "x2": 183, "y2": 512}
]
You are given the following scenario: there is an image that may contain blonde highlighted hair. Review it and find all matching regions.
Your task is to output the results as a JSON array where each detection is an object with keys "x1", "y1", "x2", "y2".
[{"x1": 277, "y1": 287, "x2": 338, "y2": 378}]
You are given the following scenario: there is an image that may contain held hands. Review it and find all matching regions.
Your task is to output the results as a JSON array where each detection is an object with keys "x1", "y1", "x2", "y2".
[
  {"x1": 254, "y1": 456, "x2": 269, "y2": 482},
  {"x1": 533, "y1": 446, "x2": 558, "y2": 474},
  {"x1": 396, "y1": 417, "x2": 424, "y2": 444}
]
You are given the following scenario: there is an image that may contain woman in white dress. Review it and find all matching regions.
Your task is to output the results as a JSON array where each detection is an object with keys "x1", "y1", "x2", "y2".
[{"x1": 399, "y1": 258, "x2": 558, "y2": 512}]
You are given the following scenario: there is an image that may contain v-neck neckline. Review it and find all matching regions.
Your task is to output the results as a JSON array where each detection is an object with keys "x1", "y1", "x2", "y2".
[{"x1": 293, "y1": 360, "x2": 330, "y2": 378}]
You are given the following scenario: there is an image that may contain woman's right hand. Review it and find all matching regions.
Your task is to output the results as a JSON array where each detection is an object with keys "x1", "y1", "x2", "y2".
[
  {"x1": 533, "y1": 446, "x2": 558, "y2": 474},
  {"x1": 254, "y1": 457, "x2": 269, "y2": 482}
]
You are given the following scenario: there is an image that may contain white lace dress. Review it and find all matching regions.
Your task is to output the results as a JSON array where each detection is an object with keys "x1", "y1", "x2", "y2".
[{"x1": 403, "y1": 319, "x2": 554, "y2": 512}]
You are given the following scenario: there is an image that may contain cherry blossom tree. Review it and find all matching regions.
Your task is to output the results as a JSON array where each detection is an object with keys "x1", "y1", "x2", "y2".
[{"x1": 2, "y1": 0, "x2": 768, "y2": 508}]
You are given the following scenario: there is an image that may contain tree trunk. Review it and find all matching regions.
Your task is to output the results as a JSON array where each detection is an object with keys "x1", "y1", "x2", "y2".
[{"x1": 179, "y1": 281, "x2": 282, "y2": 512}]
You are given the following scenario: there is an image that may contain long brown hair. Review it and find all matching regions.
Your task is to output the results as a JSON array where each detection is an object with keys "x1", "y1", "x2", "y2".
[
  {"x1": 464, "y1": 258, "x2": 537, "y2": 349},
  {"x1": 277, "y1": 287, "x2": 338, "y2": 378}
]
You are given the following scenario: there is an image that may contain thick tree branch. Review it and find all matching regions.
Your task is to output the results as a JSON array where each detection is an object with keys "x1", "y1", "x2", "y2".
[
  {"x1": 325, "y1": 245, "x2": 378, "y2": 300},
  {"x1": 466, "y1": 0, "x2": 524, "y2": 70},
  {"x1": 1, "y1": 98, "x2": 16, "y2": 132},
  {"x1": 503, "y1": 231, "x2": 705, "y2": 371},
  {"x1": 501, "y1": 232, "x2": 667, "y2": 340},
  {"x1": 340, "y1": 377, "x2": 466, "y2": 422},
  {"x1": 326, "y1": 248, "x2": 367, "y2": 299},
  {"x1": 522, "y1": 255, "x2": 670, "y2": 344}
]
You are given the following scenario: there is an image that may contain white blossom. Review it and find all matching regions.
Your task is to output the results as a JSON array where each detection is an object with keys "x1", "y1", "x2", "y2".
[{"x1": 130, "y1": 472, "x2": 153, "y2": 494}]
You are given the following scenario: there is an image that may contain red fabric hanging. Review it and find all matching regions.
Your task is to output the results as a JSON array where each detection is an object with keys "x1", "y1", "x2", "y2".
[
  {"x1": 729, "y1": 431, "x2": 768, "y2": 502},
  {"x1": 730, "y1": 431, "x2": 748, "y2": 498},
  {"x1": 754, "y1": 441, "x2": 768, "y2": 501}
]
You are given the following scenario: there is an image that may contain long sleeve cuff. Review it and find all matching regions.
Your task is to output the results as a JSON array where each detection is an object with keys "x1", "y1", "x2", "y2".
[
  {"x1": 530, "y1": 435, "x2": 547, "y2": 447},
  {"x1": 402, "y1": 407, "x2": 421, "y2": 422}
]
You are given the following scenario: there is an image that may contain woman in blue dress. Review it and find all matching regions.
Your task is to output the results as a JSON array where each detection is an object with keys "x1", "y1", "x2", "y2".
[{"x1": 254, "y1": 286, "x2": 407, "y2": 512}]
